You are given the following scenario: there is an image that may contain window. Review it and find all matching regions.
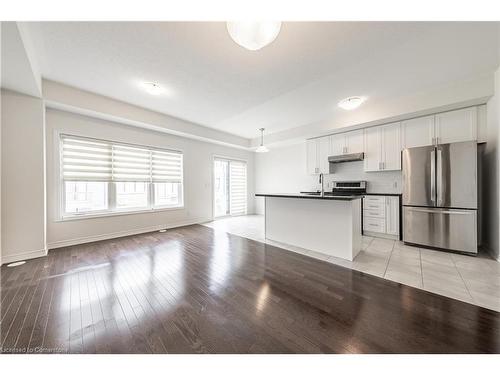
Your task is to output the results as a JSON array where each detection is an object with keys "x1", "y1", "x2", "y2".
[
  {"x1": 64, "y1": 181, "x2": 108, "y2": 213},
  {"x1": 116, "y1": 182, "x2": 148, "y2": 209},
  {"x1": 61, "y1": 135, "x2": 183, "y2": 217},
  {"x1": 213, "y1": 158, "x2": 247, "y2": 218},
  {"x1": 154, "y1": 182, "x2": 182, "y2": 207}
]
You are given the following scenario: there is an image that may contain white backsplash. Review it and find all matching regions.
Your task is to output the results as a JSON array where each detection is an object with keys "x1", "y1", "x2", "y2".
[{"x1": 315, "y1": 160, "x2": 402, "y2": 194}]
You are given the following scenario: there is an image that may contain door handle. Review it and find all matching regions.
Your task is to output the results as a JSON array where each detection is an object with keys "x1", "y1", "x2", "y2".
[
  {"x1": 436, "y1": 149, "x2": 442, "y2": 206},
  {"x1": 407, "y1": 208, "x2": 472, "y2": 215},
  {"x1": 430, "y1": 150, "x2": 436, "y2": 204}
]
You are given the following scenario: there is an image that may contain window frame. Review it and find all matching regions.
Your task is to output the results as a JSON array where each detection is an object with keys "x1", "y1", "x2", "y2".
[
  {"x1": 212, "y1": 155, "x2": 248, "y2": 220},
  {"x1": 57, "y1": 132, "x2": 184, "y2": 221}
]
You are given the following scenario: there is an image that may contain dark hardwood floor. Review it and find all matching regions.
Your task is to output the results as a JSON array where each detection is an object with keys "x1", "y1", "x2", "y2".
[{"x1": 1, "y1": 224, "x2": 499, "y2": 354}]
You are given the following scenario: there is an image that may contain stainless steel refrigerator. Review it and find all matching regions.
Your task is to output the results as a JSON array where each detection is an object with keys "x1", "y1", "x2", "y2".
[{"x1": 402, "y1": 141, "x2": 478, "y2": 254}]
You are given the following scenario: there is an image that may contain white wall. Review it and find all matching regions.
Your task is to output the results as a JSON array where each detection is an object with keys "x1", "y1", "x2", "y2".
[
  {"x1": 45, "y1": 109, "x2": 255, "y2": 249},
  {"x1": 1, "y1": 89, "x2": 46, "y2": 263},
  {"x1": 484, "y1": 67, "x2": 500, "y2": 260},
  {"x1": 43, "y1": 80, "x2": 250, "y2": 150},
  {"x1": 0, "y1": 22, "x2": 3, "y2": 264},
  {"x1": 1, "y1": 22, "x2": 41, "y2": 98},
  {"x1": 255, "y1": 142, "x2": 401, "y2": 214}
]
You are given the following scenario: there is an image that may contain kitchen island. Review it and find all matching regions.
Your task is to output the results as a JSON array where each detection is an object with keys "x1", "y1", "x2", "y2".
[{"x1": 256, "y1": 193, "x2": 362, "y2": 261}]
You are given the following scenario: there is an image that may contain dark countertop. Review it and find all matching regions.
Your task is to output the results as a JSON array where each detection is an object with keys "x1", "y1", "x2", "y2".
[
  {"x1": 255, "y1": 193, "x2": 362, "y2": 201},
  {"x1": 364, "y1": 193, "x2": 402, "y2": 197}
]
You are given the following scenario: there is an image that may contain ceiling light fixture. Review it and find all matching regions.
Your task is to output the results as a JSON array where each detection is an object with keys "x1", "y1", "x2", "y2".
[
  {"x1": 338, "y1": 96, "x2": 365, "y2": 110},
  {"x1": 255, "y1": 128, "x2": 269, "y2": 153},
  {"x1": 7, "y1": 261, "x2": 26, "y2": 267},
  {"x1": 227, "y1": 22, "x2": 281, "y2": 51},
  {"x1": 142, "y1": 82, "x2": 166, "y2": 96}
]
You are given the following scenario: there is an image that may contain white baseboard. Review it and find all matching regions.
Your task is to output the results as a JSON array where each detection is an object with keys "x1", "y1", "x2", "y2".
[
  {"x1": 1, "y1": 248, "x2": 48, "y2": 265},
  {"x1": 47, "y1": 217, "x2": 210, "y2": 250},
  {"x1": 363, "y1": 230, "x2": 399, "y2": 241}
]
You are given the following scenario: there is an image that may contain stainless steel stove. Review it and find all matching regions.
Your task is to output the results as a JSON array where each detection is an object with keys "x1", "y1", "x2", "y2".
[{"x1": 332, "y1": 181, "x2": 367, "y2": 196}]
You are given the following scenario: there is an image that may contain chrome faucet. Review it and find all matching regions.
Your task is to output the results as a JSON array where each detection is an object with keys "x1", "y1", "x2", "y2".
[{"x1": 319, "y1": 173, "x2": 325, "y2": 197}]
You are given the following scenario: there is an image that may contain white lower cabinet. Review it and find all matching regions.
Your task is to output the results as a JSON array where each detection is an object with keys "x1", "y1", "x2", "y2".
[
  {"x1": 363, "y1": 195, "x2": 400, "y2": 239},
  {"x1": 385, "y1": 196, "x2": 400, "y2": 236}
]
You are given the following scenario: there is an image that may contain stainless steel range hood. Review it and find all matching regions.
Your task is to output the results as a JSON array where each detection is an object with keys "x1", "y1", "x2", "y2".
[{"x1": 328, "y1": 152, "x2": 364, "y2": 163}]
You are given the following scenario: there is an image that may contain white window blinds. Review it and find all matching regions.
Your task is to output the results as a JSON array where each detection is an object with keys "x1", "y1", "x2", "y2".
[
  {"x1": 152, "y1": 149, "x2": 183, "y2": 183},
  {"x1": 229, "y1": 161, "x2": 247, "y2": 216},
  {"x1": 62, "y1": 137, "x2": 112, "y2": 181},
  {"x1": 61, "y1": 135, "x2": 183, "y2": 183}
]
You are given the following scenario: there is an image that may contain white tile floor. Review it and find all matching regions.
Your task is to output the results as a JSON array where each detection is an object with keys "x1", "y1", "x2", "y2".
[{"x1": 203, "y1": 214, "x2": 500, "y2": 312}]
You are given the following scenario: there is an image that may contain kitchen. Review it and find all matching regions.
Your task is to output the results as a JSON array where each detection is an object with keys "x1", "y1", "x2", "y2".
[{"x1": 240, "y1": 104, "x2": 496, "y2": 308}]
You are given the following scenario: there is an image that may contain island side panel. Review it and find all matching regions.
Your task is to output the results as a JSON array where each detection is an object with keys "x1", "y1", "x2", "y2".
[
  {"x1": 350, "y1": 198, "x2": 362, "y2": 260},
  {"x1": 264, "y1": 196, "x2": 360, "y2": 261}
]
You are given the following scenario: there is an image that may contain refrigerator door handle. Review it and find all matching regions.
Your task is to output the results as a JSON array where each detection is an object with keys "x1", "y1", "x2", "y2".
[
  {"x1": 436, "y1": 149, "x2": 443, "y2": 206},
  {"x1": 407, "y1": 207, "x2": 472, "y2": 215},
  {"x1": 430, "y1": 149, "x2": 436, "y2": 205}
]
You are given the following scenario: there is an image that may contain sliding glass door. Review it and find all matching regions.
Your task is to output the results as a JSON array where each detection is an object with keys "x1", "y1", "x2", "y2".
[{"x1": 213, "y1": 158, "x2": 247, "y2": 218}]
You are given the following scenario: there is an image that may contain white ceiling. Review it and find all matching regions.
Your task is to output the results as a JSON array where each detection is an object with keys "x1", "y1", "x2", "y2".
[{"x1": 25, "y1": 22, "x2": 499, "y2": 139}]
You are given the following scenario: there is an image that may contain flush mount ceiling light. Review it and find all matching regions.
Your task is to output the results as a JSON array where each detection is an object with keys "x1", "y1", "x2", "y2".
[
  {"x1": 226, "y1": 22, "x2": 281, "y2": 51},
  {"x1": 338, "y1": 96, "x2": 365, "y2": 110},
  {"x1": 141, "y1": 82, "x2": 166, "y2": 96},
  {"x1": 255, "y1": 128, "x2": 269, "y2": 153},
  {"x1": 7, "y1": 261, "x2": 26, "y2": 267}
]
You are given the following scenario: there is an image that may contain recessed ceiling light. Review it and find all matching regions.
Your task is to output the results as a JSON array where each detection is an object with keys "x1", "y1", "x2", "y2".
[
  {"x1": 338, "y1": 96, "x2": 365, "y2": 110},
  {"x1": 227, "y1": 22, "x2": 281, "y2": 51},
  {"x1": 141, "y1": 82, "x2": 166, "y2": 96}
]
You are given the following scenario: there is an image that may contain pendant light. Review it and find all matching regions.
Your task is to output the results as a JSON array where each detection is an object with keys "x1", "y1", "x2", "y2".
[
  {"x1": 226, "y1": 22, "x2": 281, "y2": 51},
  {"x1": 256, "y1": 128, "x2": 269, "y2": 153}
]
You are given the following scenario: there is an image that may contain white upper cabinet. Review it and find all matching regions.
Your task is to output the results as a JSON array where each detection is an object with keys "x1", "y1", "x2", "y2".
[
  {"x1": 381, "y1": 123, "x2": 401, "y2": 171},
  {"x1": 477, "y1": 105, "x2": 487, "y2": 143},
  {"x1": 364, "y1": 123, "x2": 401, "y2": 172},
  {"x1": 307, "y1": 106, "x2": 481, "y2": 175},
  {"x1": 306, "y1": 139, "x2": 319, "y2": 175},
  {"x1": 329, "y1": 130, "x2": 364, "y2": 156},
  {"x1": 363, "y1": 127, "x2": 382, "y2": 172},
  {"x1": 345, "y1": 130, "x2": 364, "y2": 154},
  {"x1": 306, "y1": 137, "x2": 330, "y2": 175},
  {"x1": 435, "y1": 107, "x2": 477, "y2": 144},
  {"x1": 401, "y1": 108, "x2": 478, "y2": 149},
  {"x1": 401, "y1": 115, "x2": 434, "y2": 149},
  {"x1": 318, "y1": 136, "x2": 331, "y2": 174},
  {"x1": 330, "y1": 134, "x2": 345, "y2": 156}
]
